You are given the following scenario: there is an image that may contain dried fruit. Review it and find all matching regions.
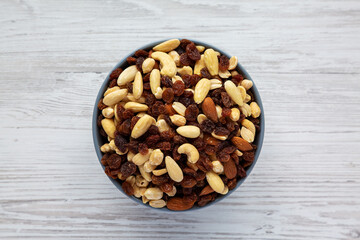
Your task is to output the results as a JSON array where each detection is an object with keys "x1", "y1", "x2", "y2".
[
  {"x1": 172, "y1": 80, "x2": 185, "y2": 96},
  {"x1": 122, "y1": 181, "x2": 134, "y2": 196},
  {"x1": 186, "y1": 42, "x2": 201, "y2": 61},
  {"x1": 218, "y1": 55, "x2": 230, "y2": 72},
  {"x1": 120, "y1": 162, "x2": 137, "y2": 179},
  {"x1": 180, "y1": 53, "x2": 194, "y2": 66},
  {"x1": 185, "y1": 104, "x2": 199, "y2": 121}
]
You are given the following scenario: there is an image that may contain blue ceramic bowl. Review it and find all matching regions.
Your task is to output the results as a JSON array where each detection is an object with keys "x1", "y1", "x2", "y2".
[{"x1": 92, "y1": 39, "x2": 265, "y2": 211}]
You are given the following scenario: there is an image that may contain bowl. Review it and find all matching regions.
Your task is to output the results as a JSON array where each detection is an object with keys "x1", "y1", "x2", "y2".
[{"x1": 92, "y1": 39, "x2": 265, "y2": 211}]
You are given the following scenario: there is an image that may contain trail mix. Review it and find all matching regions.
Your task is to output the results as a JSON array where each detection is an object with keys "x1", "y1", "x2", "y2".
[{"x1": 97, "y1": 39, "x2": 261, "y2": 210}]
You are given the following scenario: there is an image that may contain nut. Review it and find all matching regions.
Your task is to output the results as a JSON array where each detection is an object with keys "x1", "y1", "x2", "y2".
[
  {"x1": 102, "y1": 107, "x2": 114, "y2": 118},
  {"x1": 196, "y1": 45, "x2": 205, "y2": 52},
  {"x1": 133, "y1": 71, "x2": 143, "y2": 99},
  {"x1": 142, "y1": 58, "x2": 155, "y2": 73},
  {"x1": 152, "y1": 168, "x2": 167, "y2": 176},
  {"x1": 176, "y1": 126, "x2": 201, "y2": 138},
  {"x1": 230, "y1": 108, "x2": 240, "y2": 121},
  {"x1": 238, "y1": 86, "x2": 246, "y2": 101},
  {"x1": 144, "y1": 160, "x2": 156, "y2": 172},
  {"x1": 138, "y1": 164, "x2": 152, "y2": 182},
  {"x1": 144, "y1": 187, "x2": 163, "y2": 200},
  {"x1": 201, "y1": 97, "x2": 218, "y2": 122},
  {"x1": 177, "y1": 143, "x2": 199, "y2": 164},
  {"x1": 172, "y1": 102, "x2": 186, "y2": 116},
  {"x1": 127, "y1": 151, "x2": 135, "y2": 161},
  {"x1": 241, "y1": 79, "x2": 253, "y2": 90},
  {"x1": 215, "y1": 105, "x2": 222, "y2": 119},
  {"x1": 224, "y1": 159, "x2": 237, "y2": 179},
  {"x1": 172, "y1": 75, "x2": 183, "y2": 84},
  {"x1": 206, "y1": 171, "x2": 225, "y2": 194},
  {"x1": 124, "y1": 102, "x2": 149, "y2": 112},
  {"x1": 101, "y1": 118, "x2": 116, "y2": 138},
  {"x1": 123, "y1": 93, "x2": 146, "y2": 103},
  {"x1": 218, "y1": 70, "x2": 231, "y2": 79},
  {"x1": 153, "y1": 39, "x2": 180, "y2": 52},
  {"x1": 135, "y1": 175, "x2": 149, "y2": 188},
  {"x1": 132, "y1": 150, "x2": 152, "y2": 165},
  {"x1": 212, "y1": 160, "x2": 224, "y2": 174},
  {"x1": 228, "y1": 56, "x2": 238, "y2": 70},
  {"x1": 131, "y1": 114, "x2": 156, "y2": 139},
  {"x1": 103, "y1": 89, "x2": 128, "y2": 106},
  {"x1": 149, "y1": 149, "x2": 164, "y2": 166},
  {"x1": 204, "y1": 49, "x2": 219, "y2": 76},
  {"x1": 100, "y1": 143, "x2": 112, "y2": 153},
  {"x1": 235, "y1": 149, "x2": 243, "y2": 156},
  {"x1": 177, "y1": 66, "x2": 193, "y2": 76},
  {"x1": 151, "y1": 51, "x2": 177, "y2": 77},
  {"x1": 150, "y1": 69, "x2": 161, "y2": 95},
  {"x1": 168, "y1": 50, "x2": 180, "y2": 66},
  {"x1": 250, "y1": 102, "x2": 261, "y2": 118},
  {"x1": 197, "y1": 114, "x2": 208, "y2": 124},
  {"x1": 231, "y1": 137, "x2": 253, "y2": 151},
  {"x1": 194, "y1": 55, "x2": 205, "y2": 75},
  {"x1": 231, "y1": 70, "x2": 239, "y2": 77},
  {"x1": 240, "y1": 103, "x2": 251, "y2": 117},
  {"x1": 156, "y1": 119, "x2": 170, "y2": 132},
  {"x1": 224, "y1": 81, "x2": 243, "y2": 106},
  {"x1": 220, "y1": 186, "x2": 229, "y2": 195},
  {"x1": 242, "y1": 119, "x2": 256, "y2": 135},
  {"x1": 165, "y1": 156, "x2": 184, "y2": 182},
  {"x1": 194, "y1": 78, "x2": 211, "y2": 104},
  {"x1": 117, "y1": 65, "x2": 138, "y2": 86},
  {"x1": 170, "y1": 114, "x2": 186, "y2": 126},
  {"x1": 244, "y1": 94, "x2": 251, "y2": 103},
  {"x1": 241, "y1": 127, "x2": 254, "y2": 143},
  {"x1": 104, "y1": 86, "x2": 120, "y2": 96},
  {"x1": 109, "y1": 139, "x2": 128, "y2": 155},
  {"x1": 142, "y1": 195, "x2": 149, "y2": 204},
  {"x1": 210, "y1": 79, "x2": 222, "y2": 90},
  {"x1": 166, "y1": 186, "x2": 177, "y2": 197},
  {"x1": 211, "y1": 131, "x2": 227, "y2": 141},
  {"x1": 149, "y1": 199, "x2": 167, "y2": 208}
]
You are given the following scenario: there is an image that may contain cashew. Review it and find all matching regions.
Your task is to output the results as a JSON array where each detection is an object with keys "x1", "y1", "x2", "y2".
[
  {"x1": 156, "y1": 119, "x2": 170, "y2": 132},
  {"x1": 170, "y1": 114, "x2": 186, "y2": 126},
  {"x1": 117, "y1": 65, "x2": 138, "y2": 86},
  {"x1": 194, "y1": 54, "x2": 205, "y2": 75},
  {"x1": 177, "y1": 143, "x2": 199, "y2": 163},
  {"x1": 133, "y1": 71, "x2": 143, "y2": 99},
  {"x1": 144, "y1": 187, "x2": 163, "y2": 200},
  {"x1": 211, "y1": 131, "x2": 228, "y2": 141},
  {"x1": 230, "y1": 108, "x2": 240, "y2": 121},
  {"x1": 194, "y1": 78, "x2": 211, "y2": 104},
  {"x1": 132, "y1": 149, "x2": 152, "y2": 166},
  {"x1": 154, "y1": 87, "x2": 163, "y2": 99},
  {"x1": 151, "y1": 51, "x2": 177, "y2": 77},
  {"x1": 101, "y1": 118, "x2": 116, "y2": 138},
  {"x1": 165, "y1": 156, "x2": 183, "y2": 182},
  {"x1": 142, "y1": 58, "x2": 155, "y2": 73},
  {"x1": 102, "y1": 107, "x2": 114, "y2": 118},
  {"x1": 149, "y1": 149, "x2": 164, "y2": 166},
  {"x1": 176, "y1": 125, "x2": 201, "y2": 138},
  {"x1": 228, "y1": 56, "x2": 238, "y2": 70},
  {"x1": 168, "y1": 50, "x2": 180, "y2": 66},
  {"x1": 224, "y1": 80, "x2": 243, "y2": 106},
  {"x1": 150, "y1": 69, "x2": 161, "y2": 95},
  {"x1": 172, "y1": 102, "x2": 186, "y2": 116},
  {"x1": 241, "y1": 79, "x2": 253, "y2": 90},
  {"x1": 204, "y1": 49, "x2": 219, "y2": 76},
  {"x1": 153, "y1": 39, "x2": 180, "y2": 52},
  {"x1": 103, "y1": 89, "x2": 128, "y2": 106},
  {"x1": 210, "y1": 79, "x2": 222, "y2": 90},
  {"x1": 152, "y1": 168, "x2": 167, "y2": 176},
  {"x1": 197, "y1": 114, "x2": 208, "y2": 124},
  {"x1": 131, "y1": 114, "x2": 156, "y2": 139},
  {"x1": 250, "y1": 102, "x2": 261, "y2": 118},
  {"x1": 124, "y1": 102, "x2": 149, "y2": 112},
  {"x1": 177, "y1": 66, "x2": 193, "y2": 76}
]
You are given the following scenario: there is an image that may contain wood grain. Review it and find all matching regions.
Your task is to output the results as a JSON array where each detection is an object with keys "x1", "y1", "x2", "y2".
[{"x1": 1, "y1": 0, "x2": 360, "y2": 239}]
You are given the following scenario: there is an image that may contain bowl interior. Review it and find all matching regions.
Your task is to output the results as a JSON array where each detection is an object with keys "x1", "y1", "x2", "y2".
[{"x1": 92, "y1": 39, "x2": 265, "y2": 211}]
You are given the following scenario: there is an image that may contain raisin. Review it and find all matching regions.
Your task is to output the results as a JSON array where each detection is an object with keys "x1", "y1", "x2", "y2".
[
  {"x1": 205, "y1": 145, "x2": 216, "y2": 155},
  {"x1": 122, "y1": 181, "x2": 134, "y2": 196},
  {"x1": 135, "y1": 57, "x2": 145, "y2": 71},
  {"x1": 183, "y1": 187, "x2": 193, "y2": 195},
  {"x1": 179, "y1": 96, "x2": 192, "y2": 107},
  {"x1": 156, "y1": 141, "x2": 172, "y2": 151},
  {"x1": 160, "y1": 182, "x2": 173, "y2": 193},
  {"x1": 143, "y1": 72, "x2": 151, "y2": 82},
  {"x1": 99, "y1": 128, "x2": 107, "y2": 138},
  {"x1": 217, "y1": 151, "x2": 230, "y2": 163},
  {"x1": 105, "y1": 166, "x2": 117, "y2": 179},
  {"x1": 195, "y1": 171, "x2": 206, "y2": 181},
  {"x1": 226, "y1": 121, "x2": 236, "y2": 132},
  {"x1": 180, "y1": 53, "x2": 194, "y2": 66},
  {"x1": 127, "y1": 57, "x2": 137, "y2": 65},
  {"x1": 232, "y1": 74, "x2": 243, "y2": 85},
  {"x1": 173, "y1": 135, "x2": 187, "y2": 145},
  {"x1": 130, "y1": 116, "x2": 140, "y2": 129},
  {"x1": 126, "y1": 140, "x2": 139, "y2": 153},
  {"x1": 114, "y1": 134, "x2": 128, "y2": 152},
  {"x1": 231, "y1": 152, "x2": 239, "y2": 165},
  {"x1": 221, "y1": 92, "x2": 232, "y2": 108},
  {"x1": 97, "y1": 114, "x2": 103, "y2": 128},
  {"x1": 172, "y1": 80, "x2": 185, "y2": 96},
  {"x1": 190, "y1": 74, "x2": 201, "y2": 86},
  {"x1": 200, "y1": 119, "x2": 216, "y2": 134},
  {"x1": 220, "y1": 175, "x2": 229, "y2": 185},
  {"x1": 214, "y1": 127, "x2": 230, "y2": 136},
  {"x1": 162, "y1": 88, "x2": 174, "y2": 103},
  {"x1": 108, "y1": 79, "x2": 117, "y2": 88},
  {"x1": 210, "y1": 88, "x2": 223, "y2": 105},
  {"x1": 161, "y1": 75, "x2": 173, "y2": 88},
  {"x1": 219, "y1": 116, "x2": 227, "y2": 124},
  {"x1": 138, "y1": 143, "x2": 149, "y2": 155},
  {"x1": 147, "y1": 125, "x2": 160, "y2": 135},
  {"x1": 101, "y1": 153, "x2": 111, "y2": 166},
  {"x1": 180, "y1": 39, "x2": 192, "y2": 49},
  {"x1": 115, "y1": 101, "x2": 125, "y2": 118},
  {"x1": 145, "y1": 93, "x2": 156, "y2": 106},
  {"x1": 143, "y1": 82, "x2": 151, "y2": 90},
  {"x1": 227, "y1": 178, "x2": 237, "y2": 190},
  {"x1": 181, "y1": 175, "x2": 197, "y2": 188},
  {"x1": 153, "y1": 61, "x2": 160, "y2": 70},
  {"x1": 222, "y1": 108, "x2": 231, "y2": 117},
  {"x1": 173, "y1": 146, "x2": 181, "y2": 161},
  {"x1": 126, "y1": 82, "x2": 133, "y2": 93},
  {"x1": 122, "y1": 109, "x2": 134, "y2": 120},
  {"x1": 228, "y1": 124, "x2": 239, "y2": 140},
  {"x1": 218, "y1": 55, "x2": 230, "y2": 71},
  {"x1": 185, "y1": 104, "x2": 199, "y2": 121},
  {"x1": 198, "y1": 194, "x2": 212, "y2": 207},
  {"x1": 134, "y1": 49, "x2": 149, "y2": 57},
  {"x1": 109, "y1": 68, "x2": 123, "y2": 80},
  {"x1": 164, "y1": 104, "x2": 176, "y2": 115},
  {"x1": 97, "y1": 98, "x2": 107, "y2": 110},
  {"x1": 160, "y1": 129, "x2": 175, "y2": 141},
  {"x1": 151, "y1": 101, "x2": 165, "y2": 117},
  {"x1": 196, "y1": 153, "x2": 213, "y2": 172},
  {"x1": 117, "y1": 119, "x2": 131, "y2": 136},
  {"x1": 120, "y1": 161, "x2": 136, "y2": 179},
  {"x1": 152, "y1": 174, "x2": 170, "y2": 185},
  {"x1": 238, "y1": 165, "x2": 247, "y2": 178},
  {"x1": 183, "y1": 167, "x2": 197, "y2": 177},
  {"x1": 145, "y1": 134, "x2": 160, "y2": 147},
  {"x1": 182, "y1": 74, "x2": 192, "y2": 88},
  {"x1": 186, "y1": 42, "x2": 201, "y2": 61},
  {"x1": 196, "y1": 179, "x2": 206, "y2": 188},
  {"x1": 191, "y1": 137, "x2": 206, "y2": 151},
  {"x1": 200, "y1": 67, "x2": 212, "y2": 79}
]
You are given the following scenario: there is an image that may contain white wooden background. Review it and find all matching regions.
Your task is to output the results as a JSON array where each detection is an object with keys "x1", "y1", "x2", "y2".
[{"x1": 1, "y1": 0, "x2": 359, "y2": 239}]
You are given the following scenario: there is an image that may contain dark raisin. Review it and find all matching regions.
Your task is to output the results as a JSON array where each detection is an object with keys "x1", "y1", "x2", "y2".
[
  {"x1": 196, "y1": 179, "x2": 206, "y2": 188},
  {"x1": 109, "y1": 68, "x2": 123, "y2": 80},
  {"x1": 156, "y1": 141, "x2": 171, "y2": 151},
  {"x1": 160, "y1": 182, "x2": 173, "y2": 193},
  {"x1": 160, "y1": 129, "x2": 175, "y2": 141},
  {"x1": 114, "y1": 134, "x2": 128, "y2": 152},
  {"x1": 162, "y1": 88, "x2": 174, "y2": 103},
  {"x1": 127, "y1": 57, "x2": 137, "y2": 65},
  {"x1": 122, "y1": 109, "x2": 134, "y2": 120},
  {"x1": 185, "y1": 104, "x2": 199, "y2": 121},
  {"x1": 182, "y1": 74, "x2": 192, "y2": 88},
  {"x1": 226, "y1": 121, "x2": 236, "y2": 132},
  {"x1": 195, "y1": 171, "x2": 206, "y2": 181},
  {"x1": 227, "y1": 178, "x2": 237, "y2": 190},
  {"x1": 214, "y1": 127, "x2": 230, "y2": 136},
  {"x1": 172, "y1": 80, "x2": 185, "y2": 96},
  {"x1": 109, "y1": 79, "x2": 117, "y2": 88},
  {"x1": 180, "y1": 53, "x2": 194, "y2": 66},
  {"x1": 120, "y1": 161, "x2": 136, "y2": 178},
  {"x1": 190, "y1": 74, "x2": 201, "y2": 86},
  {"x1": 161, "y1": 75, "x2": 173, "y2": 87},
  {"x1": 218, "y1": 55, "x2": 230, "y2": 72},
  {"x1": 179, "y1": 96, "x2": 192, "y2": 107},
  {"x1": 180, "y1": 39, "x2": 192, "y2": 49},
  {"x1": 97, "y1": 114, "x2": 103, "y2": 128},
  {"x1": 126, "y1": 140, "x2": 139, "y2": 153},
  {"x1": 143, "y1": 72, "x2": 151, "y2": 82},
  {"x1": 217, "y1": 151, "x2": 230, "y2": 162},
  {"x1": 222, "y1": 108, "x2": 231, "y2": 117},
  {"x1": 117, "y1": 119, "x2": 131, "y2": 136},
  {"x1": 106, "y1": 154, "x2": 122, "y2": 170},
  {"x1": 228, "y1": 124, "x2": 239, "y2": 140},
  {"x1": 221, "y1": 92, "x2": 232, "y2": 108},
  {"x1": 126, "y1": 82, "x2": 133, "y2": 93},
  {"x1": 186, "y1": 42, "x2": 201, "y2": 61},
  {"x1": 145, "y1": 135, "x2": 160, "y2": 147},
  {"x1": 138, "y1": 143, "x2": 149, "y2": 155},
  {"x1": 97, "y1": 98, "x2": 107, "y2": 110},
  {"x1": 145, "y1": 93, "x2": 156, "y2": 106},
  {"x1": 200, "y1": 119, "x2": 216, "y2": 134},
  {"x1": 136, "y1": 57, "x2": 145, "y2": 72},
  {"x1": 238, "y1": 165, "x2": 247, "y2": 178},
  {"x1": 192, "y1": 137, "x2": 206, "y2": 151},
  {"x1": 173, "y1": 146, "x2": 181, "y2": 161},
  {"x1": 152, "y1": 174, "x2": 170, "y2": 185},
  {"x1": 134, "y1": 49, "x2": 149, "y2": 57},
  {"x1": 130, "y1": 116, "x2": 140, "y2": 129},
  {"x1": 196, "y1": 153, "x2": 213, "y2": 172},
  {"x1": 101, "y1": 153, "x2": 111, "y2": 166},
  {"x1": 143, "y1": 82, "x2": 151, "y2": 90},
  {"x1": 181, "y1": 175, "x2": 197, "y2": 188},
  {"x1": 200, "y1": 67, "x2": 212, "y2": 79},
  {"x1": 205, "y1": 145, "x2": 216, "y2": 155},
  {"x1": 183, "y1": 187, "x2": 193, "y2": 195},
  {"x1": 147, "y1": 125, "x2": 160, "y2": 135},
  {"x1": 232, "y1": 74, "x2": 243, "y2": 85},
  {"x1": 173, "y1": 135, "x2": 187, "y2": 145},
  {"x1": 122, "y1": 181, "x2": 134, "y2": 196},
  {"x1": 183, "y1": 167, "x2": 197, "y2": 177},
  {"x1": 243, "y1": 151, "x2": 255, "y2": 162},
  {"x1": 198, "y1": 194, "x2": 212, "y2": 207},
  {"x1": 151, "y1": 101, "x2": 165, "y2": 117}
]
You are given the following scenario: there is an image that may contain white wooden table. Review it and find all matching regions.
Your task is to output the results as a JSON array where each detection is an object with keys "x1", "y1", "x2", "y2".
[{"x1": 1, "y1": 0, "x2": 360, "y2": 239}]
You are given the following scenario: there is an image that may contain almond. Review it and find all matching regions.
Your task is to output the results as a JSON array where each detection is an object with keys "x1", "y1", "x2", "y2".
[
  {"x1": 201, "y1": 97, "x2": 218, "y2": 123},
  {"x1": 167, "y1": 197, "x2": 194, "y2": 211},
  {"x1": 206, "y1": 171, "x2": 225, "y2": 193},
  {"x1": 231, "y1": 137, "x2": 253, "y2": 151},
  {"x1": 165, "y1": 156, "x2": 184, "y2": 182},
  {"x1": 223, "y1": 159, "x2": 237, "y2": 179},
  {"x1": 199, "y1": 185, "x2": 214, "y2": 196}
]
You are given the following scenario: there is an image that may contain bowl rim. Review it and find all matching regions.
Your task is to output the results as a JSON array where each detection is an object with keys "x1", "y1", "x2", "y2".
[{"x1": 92, "y1": 39, "x2": 265, "y2": 212}]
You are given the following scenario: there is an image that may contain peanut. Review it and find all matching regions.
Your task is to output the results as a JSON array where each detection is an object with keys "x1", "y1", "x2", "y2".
[
  {"x1": 135, "y1": 175, "x2": 149, "y2": 188},
  {"x1": 152, "y1": 168, "x2": 167, "y2": 176},
  {"x1": 240, "y1": 103, "x2": 251, "y2": 117},
  {"x1": 144, "y1": 187, "x2": 163, "y2": 200},
  {"x1": 170, "y1": 114, "x2": 186, "y2": 126},
  {"x1": 241, "y1": 127, "x2": 254, "y2": 143},
  {"x1": 224, "y1": 80, "x2": 243, "y2": 106},
  {"x1": 149, "y1": 149, "x2": 164, "y2": 166},
  {"x1": 103, "y1": 89, "x2": 128, "y2": 106},
  {"x1": 210, "y1": 79, "x2": 222, "y2": 90},
  {"x1": 177, "y1": 143, "x2": 199, "y2": 164},
  {"x1": 218, "y1": 70, "x2": 231, "y2": 79},
  {"x1": 172, "y1": 102, "x2": 186, "y2": 116},
  {"x1": 156, "y1": 119, "x2": 170, "y2": 132},
  {"x1": 151, "y1": 51, "x2": 177, "y2": 77},
  {"x1": 206, "y1": 171, "x2": 225, "y2": 194},
  {"x1": 142, "y1": 58, "x2": 155, "y2": 74},
  {"x1": 102, "y1": 107, "x2": 114, "y2": 118},
  {"x1": 204, "y1": 49, "x2": 219, "y2": 76},
  {"x1": 194, "y1": 78, "x2": 211, "y2": 104},
  {"x1": 238, "y1": 85, "x2": 247, "y2": 101},
  {"x1": 154, "y1": 87, "x2": 163, "y2": 99},
  {"x1": 144, "y1": 161, "x2": 157, "y2": 172},
  {"x1": 228, "y1": 56, "x2": 238, "y2": 70},
  {"x1": 149, "y1": 199, "x2": 167, "y2": 208},
  {"x1": 133, "y1": 71, "x2": 143, "y2": 99},
  {"x1": 132, "y1": 150, "x2": 152, "y2": 166},
  {"x1": 242, "y1": 119, "x2": 256, "y2": 135},
  {"x1": 131, "y1": 114, "x2": 156, "y2": 139},
  {"x1": 124, "y1": 102, "x2": 149, "y2": 112},
  {"x1": 122, "y1": 93, "x2": 146, "y2": 103},
  {"x1": 127, "y1": 151, "x2": 135, "y2": 162},
  {"x1": 215, "y1": 105, "x2": 222, "y2": 119},
  {"x1": 100, "y1": 143, "x2": 112, "y2": 153},
  {"x1": 241, "y1": 79, "x2": 253, "y2": 90},
  {"x1": 117, "y1": 65, "x2": 138, "y2": 86},
  {"x1": 197, "y1": 114, "x2": 208, "y2": 124},
  {"x1": 230, "y1": 108, "x2": 240, "y2": 121},
  {"x1": 166, "y1": 185, "x2": 177, "y2": 197},
  {"x1": 138, "y1": 164, "x2": 152, "y2": 182},
  {"x1": 196, "y1": 45, "x2": 205, "y2": 52},
  {"x1": 250, "y1": 102, "x2": 261, "y2": 118},
  {"x1": 101, "y1": 118, "x2": 116, "y2": 138},
  {"x1": 176, "y1": 125, "x2": 201, "y2": 138},
  {"x1": 153, "y1": 39, "x2": 180, "y2": 52},
  {"x1": 244, "y1": 94, "x2": 251, "y2": 103},
  {"x1": 194, "y1": 54, "x2": 205, "y2": 75},
  {"x1": 104, "y1": 86, "x2": 120, "y2": 96},
  {"x1": 165, "y1": 156, "x2": 184, "y2": 182},
  {"x1": 212, "y1": 160, "x2": 224, "y2": 174}
]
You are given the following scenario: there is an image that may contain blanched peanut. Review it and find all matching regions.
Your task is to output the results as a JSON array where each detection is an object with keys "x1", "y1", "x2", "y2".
[
  {"x1": 133, "y1": 71, "x2": 143, "y2": 99},
  {"x1": 144, "y1": 161, "x2": 157, "y2": 172},
  {"x1": 152, "y1": 168, "x2": 167, "y2": 176},
  {"x1": 168, "y1": 50, "x2": 180, "y2": 66},
  {"x1": 177, "y1": 66, "x2": 192, "y2": 76},
  {"x1": 150, "y1": 69, "x2": 161, "y2": 95},
  {"x1": 220, "y1": 186, "x2": 229, "y2": 195},
  {"x1": 177, "y1": 143, "x2": 199, "y2": 163},
  {"x1": 241, "y1": 127, "x2": 254, "y2": 143},
  {"x1": 230, "y1": 108, "x2": 240, "y2": 121},
  {"x1": 154, "y1": 87, "x2": 163, "y2": 99},
  {"x1": 242, "y1": 119, "x2": 256, "y2": 135},
  {"x1": 244, "y1": 94, "x2": 251, "y2": 103},
  {"x1": 212, "y1": 160, "x2": 224, "y2": 174},
  {"x1": 127, "y1": 151, "x2": 135, "y2": 162},
  {"x1": 210, "y1": 79, "x2": 222, "y2": 90},
  {"x1": 176, "y1": 126, "x2": 201, "y2": 138},
  {"x1": 102, "y1": 107, "x2": 114, "y2": 118},
  {"x1": 100, "y1": 143, "x2": 112, "y2": 153},
  {"x1": 153, "y1": 39, "x2": 180, "y2": 52},
  {"x1": 156, "y1": 119, "x2": 170, "y2": 132},
  {"x1": 136, "y1": 175, "x2": 149, "y2": 188},
  {"x1": 204, "y1": 49, "x2": 219, "y2": 76},
  {"x1": 142, "y1": 58, "x2": 155, "y2": 73},
  {"x1": 194, "y1": 55, "x2": 205, "y2": 75},
  {"x1": 101, "y1": 118, "x2": 116, "y2": 138},
  {"x1": 117, "y1": 65, "x2": 138, "y2": 86},
  {"x1": 172, "y1": 102, "x2": 186, "y2": 116},
  {"x1": 196, "y1": 45, "x2": 205, "y2": 52},
  {"x1": 240, "y1": 103, "x2": 251, "y2": 117},
  {"x1": 151, "y1": 51, "x2": 177, "y2": 77},
  {"x1": 215, "y1": 105, "x2": 222, "y2": 119},
  {"x1": 219, "y1": 70, "x2": 231, "y2": 79},
  {"x1": 149, "y1": 199, "x2": 167, "y2": 208},
  {"x1": 103, "y1": 89, "x2": 128, "y2": 106},
  {"x1": 142, "y1": 195, "x2": 149, "y2": 204},
  {"x1": 138, "y1": 164, "x2": 152, "y2": 182},
  {"x1": 166, "y1": 186, "x2": 177, "y2": 197},
  {"x1": 132, "y1": 150, "x2": 152, "y2": 166},
  {"x1": 149, "y1": 149, "x2": 164, "y2": 166},
  {"x1": 144, "y1": 187, "x2": 163, "y2": 200},
  {"x1": 170, "y1": 114, "x2": 186, "y2": 126},
  {"x1": 197, "y1": 114, "x2": 208, "y2": 124},
  {"x1": 194, "y1": 78, "x2": 211, "y2": 104},
  {"x1": 224, "y1": 81, "x2": 243, "y2": 106},
  {"x1": 241, "y1": 79, "x2": 253, "y2": 90},
  {"x1": 131, "y1": 114, "x2": 156, "y2": 139},
  {"x1": 228, "y1": 56, "x2": 238, "y2": 70},
  {"x1": 238, "y1": 86, "x2": 246, "y2": 101},
  {"x1": 122, "y1": 93, "x2": 146, "y2": 103},
  {"x1": 124, "y1": 102, "x2": 149, "y2": 112},
  {"x1": 250, "y1": 102, "x2": 261, "y2": 118}
]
